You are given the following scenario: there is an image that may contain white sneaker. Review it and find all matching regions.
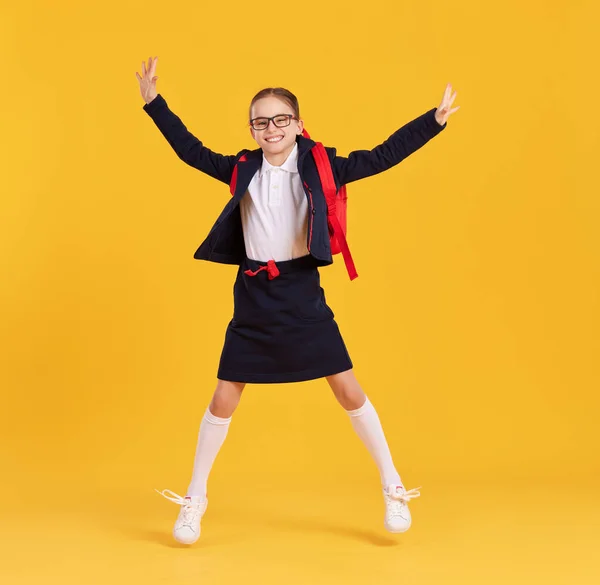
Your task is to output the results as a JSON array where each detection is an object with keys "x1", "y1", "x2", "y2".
[
  {"x1": 156, "y1": 489, "x2": 208, "y2": 545},
  {"x1": 383, "y1": 485, "x2": 421, "y2": 533}
]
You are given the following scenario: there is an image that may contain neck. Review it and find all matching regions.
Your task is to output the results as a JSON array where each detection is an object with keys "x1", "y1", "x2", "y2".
[{"x1": 263, "y1": 142, "x2": 296, "y2": 167}]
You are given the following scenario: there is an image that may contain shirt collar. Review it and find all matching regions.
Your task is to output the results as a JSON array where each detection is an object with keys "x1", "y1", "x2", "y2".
[{"x1": 259, "y1": 142, "x2": 299, "y2": 178}]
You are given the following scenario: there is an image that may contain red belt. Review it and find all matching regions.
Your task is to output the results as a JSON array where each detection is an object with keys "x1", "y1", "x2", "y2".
[{"x1": 244, "y1": 259, "x2": 280, "y2": 280}]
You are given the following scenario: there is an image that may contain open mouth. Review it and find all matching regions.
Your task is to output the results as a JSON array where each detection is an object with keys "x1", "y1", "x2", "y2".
[{"x1": 265, "y1": 136, "x2": 284, "y2": 143}]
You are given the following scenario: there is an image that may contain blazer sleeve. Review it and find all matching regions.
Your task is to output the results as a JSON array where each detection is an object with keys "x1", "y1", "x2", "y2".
[
  {"x1": 331, "y1": 107, "x2": 447, "y2": 185},
  {"x1": 143, "y1": 94, "x2": 238, "y2": 185}
]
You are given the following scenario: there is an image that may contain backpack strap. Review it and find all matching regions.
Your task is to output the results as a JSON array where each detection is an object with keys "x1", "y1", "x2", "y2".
[
  {"x1": 229, "y1": 153, "x2": 248, "y2": 196},
  {"x1": 310, "y1": 142, "x2": 358, "y2": 281}
]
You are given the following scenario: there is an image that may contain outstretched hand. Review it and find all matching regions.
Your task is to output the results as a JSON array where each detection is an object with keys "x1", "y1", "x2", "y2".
[
  {"x1": 435, "y1": 83, "x2": 459, "y2": 126},
  {"x1": 136, "y1": 56, "x2": 159, "y2": 105}
]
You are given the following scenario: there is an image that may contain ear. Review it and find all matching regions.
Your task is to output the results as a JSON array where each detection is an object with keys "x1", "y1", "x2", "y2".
[{"x1": 296, "y1": 118, "x2": 304, "y2": 135}]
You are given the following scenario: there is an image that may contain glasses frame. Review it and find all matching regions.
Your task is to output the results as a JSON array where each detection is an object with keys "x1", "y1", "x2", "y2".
[{"x1": 249, "y1": 114, "x2": 298, "y2": 131}]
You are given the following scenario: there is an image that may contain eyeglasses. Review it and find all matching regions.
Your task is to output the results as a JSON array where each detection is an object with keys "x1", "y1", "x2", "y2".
[{"x1": 249, "y1": 114, "x2": 297, "y2": 131}]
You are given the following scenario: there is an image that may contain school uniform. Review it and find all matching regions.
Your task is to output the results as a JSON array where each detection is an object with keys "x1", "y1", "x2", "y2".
[{"x1": 143, "y1": 94, "x2": 446, "y2": 383}]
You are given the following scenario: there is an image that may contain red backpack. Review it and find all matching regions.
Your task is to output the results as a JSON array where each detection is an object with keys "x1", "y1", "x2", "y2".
[{"x1": 229, "y1": 131, "x2": 358, "y2": 280}]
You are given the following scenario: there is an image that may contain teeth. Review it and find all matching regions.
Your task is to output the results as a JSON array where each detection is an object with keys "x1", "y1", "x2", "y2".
[{"x1": 266, "y1": 136, "x2": 283, "y2": 142}]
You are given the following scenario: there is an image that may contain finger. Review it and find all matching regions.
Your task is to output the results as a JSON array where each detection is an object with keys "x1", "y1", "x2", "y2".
[
  {"x1": 136, "y1": 72, "x2": 141, "y2": 81},
  {"x1": 449, "y1": 106, "x2": 460, "y2": 114},
  {"x1": 444, "y1": 83, "x2": 451, "y2": 101},
  {"x1": 147, "y1": 57, "x2": 152, "y2": 74},
  {"x1": 151, "y1": 56, "x2": 158, "y2": 76},
  {"x1": 449, "y1": 91, "x2": 458, "y2": 106},
  {"x1": 142, "y1": 61, "x2": 147, "y2": 76}
]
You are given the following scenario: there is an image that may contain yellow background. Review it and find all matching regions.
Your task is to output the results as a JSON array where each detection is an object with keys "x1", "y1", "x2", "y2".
[{"x1": 1, "y1": 0, "x2": 599, "y2": 583}]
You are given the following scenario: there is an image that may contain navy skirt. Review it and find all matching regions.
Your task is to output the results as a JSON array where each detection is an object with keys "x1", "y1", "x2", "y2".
[{"x1": 217, "y1": 255, "x2": 353, "y2": 383}]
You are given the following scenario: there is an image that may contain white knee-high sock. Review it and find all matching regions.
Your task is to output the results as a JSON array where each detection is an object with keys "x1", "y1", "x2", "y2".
[
  {"x1": 186, "y1": 408, "x2": 231, "y2": 499},
  {"x1": 347, "y1": 396, "x2": 402, "y2": 487}
]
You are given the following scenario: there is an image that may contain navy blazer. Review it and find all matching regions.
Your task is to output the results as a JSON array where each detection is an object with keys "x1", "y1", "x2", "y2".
[{"x1": 143, "y1": 94, "x2": 446, "y2": 267}]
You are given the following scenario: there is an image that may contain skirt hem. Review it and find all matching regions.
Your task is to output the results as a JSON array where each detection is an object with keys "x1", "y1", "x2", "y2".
[{"x1": 217, "y1": 361, "x2": 353, "y2": 384}]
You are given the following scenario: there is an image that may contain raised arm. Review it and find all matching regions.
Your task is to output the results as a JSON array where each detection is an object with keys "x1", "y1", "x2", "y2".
[
  {"x1": 137, "y1": 57, "x2": 238, "y2": 185},
  {"x1": 331, "y1": 83, "x2": 459, "y2": 185}
]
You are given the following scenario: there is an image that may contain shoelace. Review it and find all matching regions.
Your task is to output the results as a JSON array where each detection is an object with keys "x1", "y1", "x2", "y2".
[
  {"x1": 388, "y1": 486, "x2": 421, "y2": 503},
  {"x1": 385, "y1": 486, "x2": 421, "y2": 517},
  {"x1": 155, "y1": 489, "x2": 203, "y2": 526}
]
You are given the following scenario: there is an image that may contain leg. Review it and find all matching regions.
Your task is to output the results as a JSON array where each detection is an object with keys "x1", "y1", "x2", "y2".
[
  {"x1": 157, "y1": 380, "x2": 245, "y2": 546},
  {"x1": 186, "y1": 379, "x2": 245, "y2": 497},
  {"x1": 327, "y1": 369, "x2": 401, "y2": 487},
  {"x1": 209, "y1": 378, "x2": 246, "y2": 418},
  {"x1": 327, "y1": 370, "x2": 418, "y2": 533},
  {"x1": 326, "y1": 368, "x2": 366, "y2": 410}
]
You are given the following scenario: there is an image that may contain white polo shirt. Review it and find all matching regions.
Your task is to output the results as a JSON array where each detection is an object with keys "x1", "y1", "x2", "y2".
[{"x1": 239, "y1": 142, "x2": 309, "y2": 262}]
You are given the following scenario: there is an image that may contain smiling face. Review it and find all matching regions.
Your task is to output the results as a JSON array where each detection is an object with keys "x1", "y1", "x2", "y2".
[{"x1": 249, "y1": 96, "x2": 304, "y2": 162}]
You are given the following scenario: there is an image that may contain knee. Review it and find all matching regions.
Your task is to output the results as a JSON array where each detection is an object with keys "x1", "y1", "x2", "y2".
[
  {"x1": 209, "y1": 381, "x2": 245, "y2": 418},
  {"x1": 329, "y1": 375, "x2": 366, "y2": 411},
  {"x1": 339, "y1": 388, "x2": 366, "y2": 411}
]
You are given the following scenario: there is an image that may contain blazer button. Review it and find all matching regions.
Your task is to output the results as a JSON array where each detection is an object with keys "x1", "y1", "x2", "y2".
[{"x1": 312, "y1": 209, "x2": 316, "y2": 215}]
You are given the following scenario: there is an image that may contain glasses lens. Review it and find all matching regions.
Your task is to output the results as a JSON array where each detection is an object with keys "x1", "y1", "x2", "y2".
[
  {"x1": 252, "y1": 118, "x2": 268, "y2": 130},
  {"x1": 273, "y1": 115, "x2": 292, "y2": 128}
]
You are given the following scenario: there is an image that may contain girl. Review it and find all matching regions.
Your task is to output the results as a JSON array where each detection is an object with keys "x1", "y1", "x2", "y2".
[{"x1": 136, "y1": 56, "x2": 459, "y2": 545}]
